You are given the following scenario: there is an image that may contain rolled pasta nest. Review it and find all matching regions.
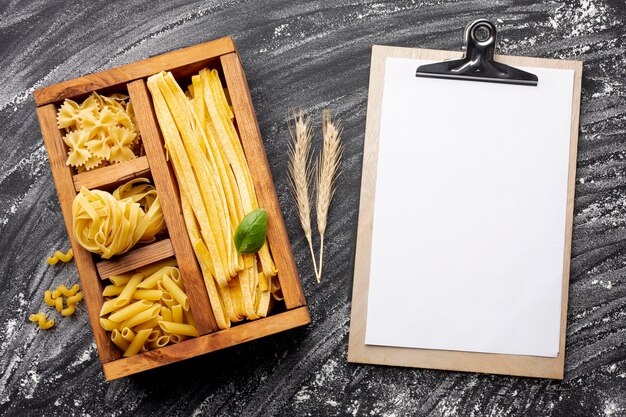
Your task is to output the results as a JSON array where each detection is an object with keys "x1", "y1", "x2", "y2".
[{"x1": 72, "y1": 178, "x2": 165, "y2": 258}]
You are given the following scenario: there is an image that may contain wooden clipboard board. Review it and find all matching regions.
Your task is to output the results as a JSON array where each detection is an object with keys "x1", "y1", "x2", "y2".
[{"x1": 347, "y1": 44, "x2": 582, "y2": 379}]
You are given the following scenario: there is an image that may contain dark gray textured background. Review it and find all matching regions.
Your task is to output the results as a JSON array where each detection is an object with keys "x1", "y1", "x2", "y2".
[{"x1": 1, "y1": 0, "x2": 625, "y2": 416}]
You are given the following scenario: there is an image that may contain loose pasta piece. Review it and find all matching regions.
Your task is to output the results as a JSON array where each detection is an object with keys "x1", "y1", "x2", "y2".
[
  {"x1": 123, "y1": 329, "x2": 152, "y2": 357},
  {"x1": 55, "y1": 284, "x2": 80, "y2": 297},
  {"x1": 137, "y1": 266, "x2": 175, "y2": 289},
  {"x1": 121, "y1": 327, "x2": 136, "y2": 343},
  {"x1": 61, "y1": 304, "x2": 76, "y2": 317},
  {"x1": 149, "y1": 335, "x2": 170, "y2": 349},
  {"x1": 66, "y1": 292, "x2": 83, "y2": 306},
  {"x1": 46, "y1": 249, "x2": 74, "y2": 265},
  {"x1": 29, "y1": 313, "x2": 54, "y2": 330},
  {"x1": 132, "y1": 289, "x2": 162, "y2": 301},
  {"x1": 44, "y1": 290, "x2": 56, "y2": 307},
  {"x1": 108, "y1": 300, "x2": 152, "y2": 323},
  {"x1": 103, "y1": 284, "x2": 124, "y2": 297},
  {"x1": 115, "y1": 273, "x2": 144, "y2": 307},
  {"x1": 119, "y1": 304, "x2": 161, "y2": 329},
  {"x1": 158, "y1": 321, "x2": 199, "y2": 337},
  {"x1": 161, "y1": 275, "x2": 190, "y2": 311},
  {"x1": 132, "y1": 316, "x2": 161, "y2": 332},
  {"x1": 100, "y1": 318, "x2": 121, "y2": 331},
  {"x1": 109, "y1": 273, "x2": 133, "y2": 286},
  {"x1": 111, "y1": 329, "x2": 130, "y2": 351},
  {"x1": 171, "y1": 304, "x2": 183, "y2": 324},
  {"x1": 55, "y1": 297, "x2": 64, "y2": 313}
]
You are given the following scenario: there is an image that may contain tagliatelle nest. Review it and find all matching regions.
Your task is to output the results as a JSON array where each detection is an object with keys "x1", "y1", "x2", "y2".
[{"x1": 57, "y1": 92, "x2": 141, "y2": 171}]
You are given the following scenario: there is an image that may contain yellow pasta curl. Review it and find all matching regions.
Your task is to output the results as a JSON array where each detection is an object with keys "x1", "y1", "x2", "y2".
[
  {"x1": 29, "y1": 313, "x2": 54, "y2": 330},
  {"x1": 72, "y1": 179, "x2": 165, "y2": 258},
  {"x1": 46, "y1": 249, "x2": 74, "y2": 265}
]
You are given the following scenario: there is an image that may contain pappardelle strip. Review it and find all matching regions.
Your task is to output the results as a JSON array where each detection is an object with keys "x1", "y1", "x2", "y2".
[
  {"x1": 147, "y1": 69, "x2": 283, "y2": 329},
  {"x1": 99, "y1": 258, "x2": 198, "y2": 357}
]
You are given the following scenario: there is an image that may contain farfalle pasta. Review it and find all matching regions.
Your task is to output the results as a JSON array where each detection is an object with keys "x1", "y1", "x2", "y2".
[
  {"x1": 72, "y1": 178, "x2": 165, "y2": 258},
  {"x1": 56, "y1": 92, "x2": 140, "y2": 171}
]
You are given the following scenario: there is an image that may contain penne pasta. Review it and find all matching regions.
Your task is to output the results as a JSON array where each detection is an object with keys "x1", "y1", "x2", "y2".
[
  {"x1": 158, "y1": 321, "x2": 199, "y2": 337},
  {"x1": 137, "y1": 266, "x2": 175, "y2": 289},
  {"x1": 114, "y1": 273, "x2": 144, "y2": 307},
  {"x1": 111, "y1": 329, "x2": 130, "y2": 351},
  {"x1": 162, "y1": 276, "x2": 190, "y2": 311},
  {"x1": 147, "y1": 329, "x2": 160, "y2": 343},
  {"x1": 132, "y1": 289, "x2": 162, "y2": 301},
  {"x1": 132, "y1": 316, "x2": 161, "y2": 332},
  {"x1": 136, "y1": 258, "x2": 177, "y2": 277},
  {"x1": 108, "y1": 300, "x2": 152, "y2": 323},
  {"x1": 121, "y1": 327, "x2": 135, "y2": 343},
  {"x1": 149, "y1": 335, "x2": 170, "y2": 349},
  {"x1": 171, "y1": 305, "x2": 183, "y2": 324},
  {"x1": 103, "y1": 284, "x2": 124, "y2": 297},
  {"x1": 109, "y1": 273, "x2": 133, "y2": 286},
  {"x1": 120, "y1": 304, "x2": 160, "y2": 329},
  {"x1": 160, "y1": 306, "x2": 172, "y2": 322},
  {"x1": 100, "y1": 318, "x2": 120, "y2": 331},
  {"x1": 169, "y1": 334, "x2": 187, "y2": 344},
  {"x1": 123, "y1": 329, "x2": 151, "y2": 357},
  {"x1": 160, "y1": 292, "x2": 177, "y2": 309},
  {"x1": 170, "y1": 267, "x2": 184, "y2": 289}
]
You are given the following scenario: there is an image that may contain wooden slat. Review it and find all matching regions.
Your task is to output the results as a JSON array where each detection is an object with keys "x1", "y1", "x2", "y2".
[
  {"x1": 96, "y1": 239, "x2": 174, "y2": 279},
  {"x1": 36, "y1": 104, "x2": 121, "y2": 363},
  {"x1": 220, "y1": 52, "x2": 307, "y2": 309},
  {"x1": 127, "y1": 79, "x2": 218, "y2": 335},
  {"x1": 34, "y1": 36, "x2": 236, "y2": 106},
  {"x1": 73, "y1": 156, "x2": 150, "y2": 191},
  {"x1": 102, "y1": 306, "x2": 311, "y2": 380}
]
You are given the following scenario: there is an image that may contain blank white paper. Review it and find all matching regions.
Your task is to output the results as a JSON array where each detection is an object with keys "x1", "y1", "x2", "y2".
[{"x1": 364, "y1": 57, "x2": 575, "y2": 357}]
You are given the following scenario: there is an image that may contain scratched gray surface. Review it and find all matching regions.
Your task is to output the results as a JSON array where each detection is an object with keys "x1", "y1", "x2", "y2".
[{"x1": 1, "y1": 0, "x2": 625, "y2": 416}]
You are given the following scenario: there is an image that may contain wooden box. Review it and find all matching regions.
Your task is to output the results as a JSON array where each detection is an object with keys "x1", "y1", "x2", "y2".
[{"x1": 34, "y1": 36, "x2": 310, "y2": 380}]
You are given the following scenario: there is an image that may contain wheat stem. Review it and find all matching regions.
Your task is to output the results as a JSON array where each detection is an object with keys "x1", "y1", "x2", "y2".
[
  {"x1": 315, "y1": 109, "x2": 343, "y2": 282},
  {"x1": 287, "y1": 110, "x2": 319, "y2": 278}
]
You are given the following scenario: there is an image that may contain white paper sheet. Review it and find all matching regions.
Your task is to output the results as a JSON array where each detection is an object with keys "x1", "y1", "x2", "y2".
[{"x1": 364, "y1": 57, "x2": 575, "y2": 357}]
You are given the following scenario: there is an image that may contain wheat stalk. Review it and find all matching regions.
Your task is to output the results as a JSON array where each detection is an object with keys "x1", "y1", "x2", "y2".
[
  {"x1": 315, "y1": 109, "x2": 343, "y2": 283},
  {"x1": 287, "y1": 110, "x2": 319, "y2": 278}
]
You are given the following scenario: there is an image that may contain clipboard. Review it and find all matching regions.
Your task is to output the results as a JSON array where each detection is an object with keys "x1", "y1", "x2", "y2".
[{"x1": 348, "y1": 20, "x2": 582, "y2": 379}]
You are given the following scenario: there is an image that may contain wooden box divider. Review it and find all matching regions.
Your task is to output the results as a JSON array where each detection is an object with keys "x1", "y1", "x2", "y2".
[
  {"x1": 95, "y1": 239, "x2": 175, "y2": 279},
  {"x1": 127, "y1": 78, "x2": 218, "y2": 334},
  {"x1": 35, "y1": 36, "x2": 310, "y2": 380},
  {"x1": 73, "y1": 156, "x2": 151, "y2": 192}
]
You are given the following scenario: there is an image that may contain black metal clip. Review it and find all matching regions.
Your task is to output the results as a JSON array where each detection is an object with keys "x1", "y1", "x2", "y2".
[{"x1": 415, "y1": 19, "x2": 538, "y2": 86}]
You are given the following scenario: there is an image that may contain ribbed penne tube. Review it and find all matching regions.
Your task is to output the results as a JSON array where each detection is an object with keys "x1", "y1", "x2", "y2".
[
  {"x1": 147, "y1": 329, "x2": 160, "y2": 343},
  {"x1": 137, "y1": 266, "x2": 175, "y2": 289},
  {"x1": 132, "y1": 316, "x2": 161, "y2": 332},
  {"x1": 61, "y1": 304, "x2": 76, "y2": 317},
  {"x1": 100, "y1": 318, "x2": 120, "y2": 331},
  {"x1": 55, "y1": 297, "x2": 63, "y2": 312},
  {"x1": 136, "y1": 258, "x2": 177, "y2": 278},
  {"x1": 121, "y1": 327, "x2": 136, "y2": 343},
  {"x1": 66, "y1": 292, "x2": 83, "y2": 305},
  {"x1": 162, "y1": 275, "x2": 190, "y2": 311},
  {"x1": 114, "y1": 273, "x2": 144, "y2": 307},
  {"x1": 149, "y1": 335, "x2": 170, "y2": 349},
  {"x1": 171, "y1": 304, "x2": 183, "y2": 324},
  {"x1": 111, "y1": 329, "x2": 130, "y2": 351},
  {"x1": 108, "y1": 300, "x2": 152, "y2": 323},
  {"x1": 44, "y1": 290, "x2": 56, "y2": 307},
  {"x1": 160, "y1": 292, "x2": 177, "y2": 309},
  {"x1": 103, "y1": 285, "x2": 124, "y2": 297},
  {"x1": 119, "y1": 304, "x2": 160, "y2": 329},
  {"x1": 132, "y1": 289, "x2": 162, "y2": 301},
  {"x1": 158, "y1": 321, "x2": 199, "y2": 337},
  {"x1": 160, "y1": 306, "x2": 172, "y2": 322},
  {"x1": 123, "y1": 328, "x2": 151, "y2": 357},
  {"x1": 109, "y1": 273, "x2": 133, "y2": 286}
]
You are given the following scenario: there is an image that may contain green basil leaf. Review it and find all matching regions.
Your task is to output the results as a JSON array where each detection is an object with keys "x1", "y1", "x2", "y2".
[{"x1": 234, "y1": 209, "x2": 268, "y2": 254}]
